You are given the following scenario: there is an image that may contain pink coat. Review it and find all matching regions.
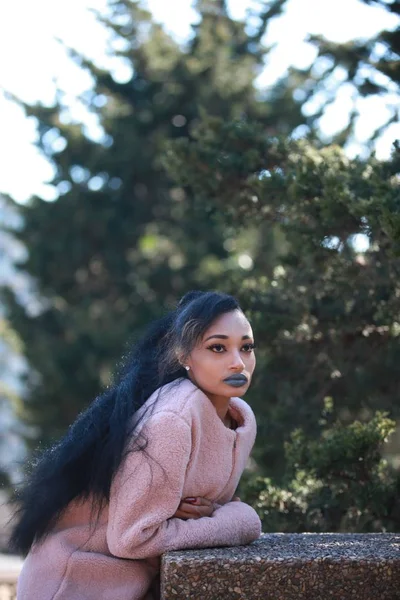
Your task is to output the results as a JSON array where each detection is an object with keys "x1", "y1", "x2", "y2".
[{"x1": 17, "y1": 377, "x2": 262, "y2": 600}]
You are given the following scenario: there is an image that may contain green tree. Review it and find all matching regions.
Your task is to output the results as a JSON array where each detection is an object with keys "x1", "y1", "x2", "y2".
[
  {"x1": 292, "y1": 0, "x2": 399, "y2": 148},
  {"x1": 238, "y1": 409, "x2": 400, "y2": 532},
  {"x1": 2, "y1": 0, "x2": 306, "y2": 447},
  {"x1": 164, "y1": 116, "x2": 400, "y2": 481}
]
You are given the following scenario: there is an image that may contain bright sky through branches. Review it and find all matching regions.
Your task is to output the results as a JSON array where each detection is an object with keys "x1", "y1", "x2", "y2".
[{"x1": 0, "y1": 0, "x2": 398, "y2": 204}]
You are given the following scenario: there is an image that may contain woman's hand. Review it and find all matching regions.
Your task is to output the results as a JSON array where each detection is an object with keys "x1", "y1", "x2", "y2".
[
  {"x1": 173, "y1": 495, "x2": 241, "y2": 520},
  {"x1": 173, "y1": 497, "x2": 215, "y2": 520}
]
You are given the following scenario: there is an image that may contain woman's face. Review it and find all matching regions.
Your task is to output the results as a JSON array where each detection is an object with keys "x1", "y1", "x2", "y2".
[{"x1": 184, "y1": 309, "x2": 256, "y2": 400}]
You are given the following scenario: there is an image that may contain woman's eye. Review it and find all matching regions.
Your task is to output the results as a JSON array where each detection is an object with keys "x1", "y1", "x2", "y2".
[
  {"x1": 207, "y1": 343, "x2": 256, "y2": 353},
  {"x1": 243, "y1": 343, "x2": 256, "y2": 352},
  {"x1": 209, "y1": 344, "x2": 225, "y2": 352}
]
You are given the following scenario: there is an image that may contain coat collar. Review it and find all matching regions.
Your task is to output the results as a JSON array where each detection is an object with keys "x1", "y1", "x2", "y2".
[{"x1": 173, "y1": 377, "x2": 253, "y2": 433}]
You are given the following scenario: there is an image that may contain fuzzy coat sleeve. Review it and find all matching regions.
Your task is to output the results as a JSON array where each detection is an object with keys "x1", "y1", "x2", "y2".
[{"x1": 106, "y1": 411, "x2": 261, "y2": 559}]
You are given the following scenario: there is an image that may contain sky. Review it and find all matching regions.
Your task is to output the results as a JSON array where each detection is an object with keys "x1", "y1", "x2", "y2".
[{"x1": 0, "y1": 0, "x2": 399, "y2": 204}]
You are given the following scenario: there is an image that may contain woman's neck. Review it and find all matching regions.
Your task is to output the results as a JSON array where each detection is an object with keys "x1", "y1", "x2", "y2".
[
  {"x1": 206, "y1": 393, "x2": 231, "y2": 424},
  {"x1": 187, "y1": 377, "x2": 232, "y2": 425}
]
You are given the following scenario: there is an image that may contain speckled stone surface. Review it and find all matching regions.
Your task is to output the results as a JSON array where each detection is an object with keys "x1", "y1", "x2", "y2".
[{"x1": 161, "y1": 533, "x2": 400, "y2": 599}]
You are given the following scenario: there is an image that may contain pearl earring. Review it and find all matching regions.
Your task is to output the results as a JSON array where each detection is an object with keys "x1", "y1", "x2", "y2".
[{"x1": 185, "y1": 365, "x2": 190, "y2": 371}]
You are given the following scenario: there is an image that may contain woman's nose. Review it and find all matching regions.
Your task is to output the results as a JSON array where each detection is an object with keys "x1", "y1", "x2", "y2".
[{"x1": 230, "y1": 352, "x2": 245, "y2": 370}]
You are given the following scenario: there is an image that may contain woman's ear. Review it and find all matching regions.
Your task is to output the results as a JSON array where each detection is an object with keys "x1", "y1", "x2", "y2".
[
  {"x1": 176, "y1": 350, "x2": 192, "y2": 371},
  {"x1": 175, "y1": 350, "x2": 185, "y2": 368}
]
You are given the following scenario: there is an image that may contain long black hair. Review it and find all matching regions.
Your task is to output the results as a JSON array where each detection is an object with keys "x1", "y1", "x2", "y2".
[{"x1": 9, "y1": 290, "x2": 241, "y2": 554}]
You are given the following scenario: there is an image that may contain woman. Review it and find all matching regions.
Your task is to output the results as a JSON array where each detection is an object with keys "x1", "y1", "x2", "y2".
[{"x1": 11, "y1": 290, "x2": 261, "y2": 600}]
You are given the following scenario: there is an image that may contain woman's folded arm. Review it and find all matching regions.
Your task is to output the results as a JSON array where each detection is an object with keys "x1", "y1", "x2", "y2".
[{"x1": 106, "y1": 411, "x2": 261, "y2": 559}]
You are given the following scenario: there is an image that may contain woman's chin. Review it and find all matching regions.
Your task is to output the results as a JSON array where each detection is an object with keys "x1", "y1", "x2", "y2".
[
  {"x1": 231, "y1": 388, "x2": 248, "y2": 397},
  {"x1": 222, "y1": 382, "x2": 250, "y2": 396},
  {"x1": 196, "y1": 381, "x2": 250, "y2": 398}
]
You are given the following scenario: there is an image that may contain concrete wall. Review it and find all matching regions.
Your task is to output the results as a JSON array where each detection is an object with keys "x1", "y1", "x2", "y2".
[{"x1": 161, "y1": 533, "x2": 400, "y2": 600}]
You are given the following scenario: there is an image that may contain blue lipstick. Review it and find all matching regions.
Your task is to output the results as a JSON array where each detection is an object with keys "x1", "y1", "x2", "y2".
[{"x1": 223, "y1": 374, "x2": 248, "y2": 387}]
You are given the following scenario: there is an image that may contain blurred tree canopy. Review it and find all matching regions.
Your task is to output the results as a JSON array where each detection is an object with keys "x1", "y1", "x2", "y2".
[
  {"x1": 164, "y1": 116, "x2": 400, "y2": 481},
  {"x1": 164, "y1": 116, "x2": 400, "y2": 531},
  {"x1": 291, "y1": 0, "x2": 399, "y2": 148},
  {"x1": 2, "y1": 0, "x2": 305, "y2": 447},
  {"x1": 1, "y1": 0, "x2": 399, "y2": 531},
  {"x1": 238, "y1": 409, "x2": 400, "y2": 532}
]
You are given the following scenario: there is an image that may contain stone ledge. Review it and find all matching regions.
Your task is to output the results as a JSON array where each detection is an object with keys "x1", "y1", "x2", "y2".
[{"x1": 161, "y1": 533, "x2": 400, "y2": 600}]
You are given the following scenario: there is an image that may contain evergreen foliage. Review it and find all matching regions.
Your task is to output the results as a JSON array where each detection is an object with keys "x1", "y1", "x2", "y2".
[
  {"x1": 238, "y1": 409, "x2": 400, "y2": 532},
  {"x1": 290, "y1": 0, "x2": 399, "y2": 147},
  {"x1": 164, "y1": 116, "x2": 400, "y2": 480},
  {"x1": 2, "y1": 0, "x2": 303, "y2": 448},
  {"x1": 165, "y1": 115, "x2": 399, "y2": 530}
]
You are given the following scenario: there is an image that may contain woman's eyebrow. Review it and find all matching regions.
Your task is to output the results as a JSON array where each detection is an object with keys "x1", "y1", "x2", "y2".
[{"x1": 204, "y1": 334, "x2": 252, "y2": 342}]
